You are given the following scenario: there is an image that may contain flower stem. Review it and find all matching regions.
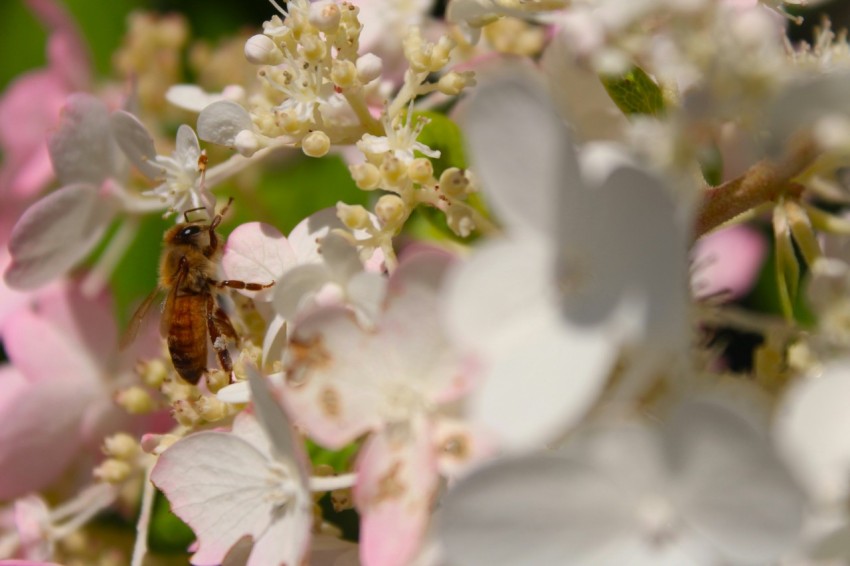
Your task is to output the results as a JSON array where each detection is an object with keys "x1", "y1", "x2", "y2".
[
  {"x1": 131, "y1": 464, "x2": 156, "y2": 566},
  {"x1": 693, "y1": 141, "x2": 817, "y2": 239},
  {"x1": 309, "y1": 472, "x2": 358, "y2": 492}
]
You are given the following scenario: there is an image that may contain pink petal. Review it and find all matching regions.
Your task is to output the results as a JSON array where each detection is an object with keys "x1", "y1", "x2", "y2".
[
  {"x1": 692, "y1": 225, "x2": 766, "y2": 300},
  {"x1": 355, "y1": 420, "x2": 438, "y2": 566},
  {"x1": 0, "y1": 366, "x2": 94, "y2": 499},
  {"x1": 26, "y1": 0, "x2": 91, "y2": 90},
  {"x1": 222, "y1": 222, "x2": 296, "y2": 301},
  {"x1": 5, "y1": 183, "x2": 115, "y2": 289}
]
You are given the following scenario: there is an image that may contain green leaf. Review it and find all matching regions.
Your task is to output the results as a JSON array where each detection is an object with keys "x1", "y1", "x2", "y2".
[
  {"x1": 601, "y1": 67, "x2": 665, "y2": 117},
  {"x1": 148, "y1": 489, "x2": 194, "y2": 554},
  {"x1": 414, "y1": 111, "x2": 468, "y2": 175},
  {"x1": 698, "y1": 144, "x2": 724, "y2": 187},
  {"x1": 307, "y1": 438, "x2": 359, "y2": 472}
]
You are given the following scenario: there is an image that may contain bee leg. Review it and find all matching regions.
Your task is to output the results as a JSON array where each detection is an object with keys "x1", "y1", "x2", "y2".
[
  {"x1": 203, "y1": 197, "x2": 234, "y2": 258},
  {"x1": 211, "y1": 279, "x2": 276, "y2": 291},
  {"x1": 206, "y1": 295, "x2": 234, "y2": 382}
]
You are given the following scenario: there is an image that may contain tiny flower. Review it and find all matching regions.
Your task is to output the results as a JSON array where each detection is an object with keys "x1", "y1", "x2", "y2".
[
  {"x1": 356, "y1": 106, "x2": 440, "y2": 164},
  {"x1": 151, "y1": 366, "x2": 313, "y2": 566}
]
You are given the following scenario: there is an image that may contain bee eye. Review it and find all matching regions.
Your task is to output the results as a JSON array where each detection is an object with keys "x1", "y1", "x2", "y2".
[{"x1": 179, "y1": 226, "x2": 202, "y2": 239}]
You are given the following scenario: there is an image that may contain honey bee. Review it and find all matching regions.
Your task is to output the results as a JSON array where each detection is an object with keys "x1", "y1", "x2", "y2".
[{"x1": 122, "y1": 198, "x2": 274, "y2": 384}]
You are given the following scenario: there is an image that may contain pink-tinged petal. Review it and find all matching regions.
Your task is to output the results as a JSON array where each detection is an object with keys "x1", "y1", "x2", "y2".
[
  {"x1": 0, "y1": 249, "x2": 32, "y2": 334},
  {"x1": 0, "y1": 366, "x2": 94, "y2": 499},
  {"x1": 439, "y1": 453, "x2": 632, "y2": 566},
  {"x1": 346, "y1": 271, "x2": 387, "y2": 326},
  {"x1": 432, "y1": 417, "x2": 496, "y2": 479},
  {"x1": 14, "y1": 495, "x2": 51, "y2": 561},
  {"x1": 151, "y1": 432, "x2": 281, "y2": 565},
  {"x1": 48, "y1": 94, "x2": 122, "y2": 185},
  {"x1": 110, "y1": 111, "x2": 165, "y2": 180},
  {"x1": 222, "y1": 222, "x2": 297, "y2": 301},
  {"x1": 246, "y1": 504, "x2": 312, "y2": 566},
  {"x1": 197, "y1": 101, "x2": 253, "y2": 147},
  {"x1": 283, "y1": 307, "x2": 385, "y2": 448},
  {"x1": 288, "y1": 208, "x2": 346, "y2": 264},
  {"x1": 669, "y1": 399, "x2": 805, "y2": 564},
  {"x1": 273, "y1": 264, "x2": 333, "y2": 321},
  {"x1": 6, "y1": 144, "x2": 54, "y2": 199},
  {"x1": 4, "y1": 183, "x2": 115, "y2": 289},
  {"x1": 355, "y1": 421, "x2": 438, "y2": 566},
  {"x1": 26, "y1": 0, "x2": 91, "y2": 90},
  {"x1": 692, "y1": 225, "x2": 766, "y2": 301}
]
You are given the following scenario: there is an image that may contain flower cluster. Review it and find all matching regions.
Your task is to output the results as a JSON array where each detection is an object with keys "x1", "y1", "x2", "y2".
[{"x1": 6, "y1": 0, "x2": 850, "y2": 565}]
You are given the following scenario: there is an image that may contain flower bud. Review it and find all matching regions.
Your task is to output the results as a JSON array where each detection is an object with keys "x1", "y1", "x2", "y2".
[
  {"x1": 206, "y1": 369, "x2": 230, "y2": 393},
  {"x1": 137, "y1": 358, "x2": 168, "y2": 388},
  {"x1": 103, "y1": 433, "x2": 139, "y2": 461},
  {"x1": 332, "y1": 60, "x2": 357, "y2": 89},
  {"x1": 302, "y1": 130, "x2": 331, "y2": 157},
  {"x1": 196, "y1": 395, "x2": 230, "y2": 422},
  {"x1": 375, "y1": 194, "x2": 406, "y2": 226},
  {"x1": 173, "y1": 399, "x2": 200, "y2": 427},
  {"x1": 338, "y1": 203, "x2": 371, "y2": 230},
  {"x1": 245, "y1": 34, "x2": 281, "y2": 65},
  {"x1": 408, "y1": 158, "x2": 434, "y2": 184},
  {"x1": 356, "y1": 53, "x2": 383, "y2": 83},
  {"x1": 439, "y1": 167, "x2": 469, "y2": 198},
  {"x1": 380, "y1": 155, "x2": 406, "y2": 185},
  {"x1": 447, "y1": 204, "x2": 475, "y2": 237},
  {"x1": 438, "y1": 71, "x2": 473, "y2": 96},
  {"x1": 94, "y1": 459, "x2": 132, "y2": 484},
  {"x1": 350, "y1": 162, "x2": 381, "y2": 189},
  {"x1": 234, "y1": 129, "x2": 260, "y2": 157},
  {"x1": 309, "y1": 1, "x2": 341, "y2": 32},
  {"x1": 116, "y1": 386, "x2": 156, "y2": 414},
  {"x1": 429, "y1": 36, "x2": 455, "y2": 70},
  {"x1": 301, "y1": 33, "x2": 327, "y2": 62}
]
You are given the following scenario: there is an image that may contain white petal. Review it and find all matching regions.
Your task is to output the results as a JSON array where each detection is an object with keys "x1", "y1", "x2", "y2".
[
  {"x1": 110, "y1": 110, "x2": 165, "y2": 180},
  {"x1": 175, "y1": 124, "x2": 201, "y2": 171},
  {"x1": 48, "y1": 93, "x2": 122, "y2": 184},
  {"x1": 247, "y1": 364, "x2": 309, "y2": 483},
  {"x1": 288, "y1": 207, "x2": 347, "y2": 263},
  {"x1": 470, "y1": 315, "x2": 613, "y2": 450},
  {"x1": 460, "y1": 65, "x2": 582, "y2": 237},
  {"x1": 166, "y1": 84, "x2": 223, "y2": 113},
  {"x1": 197, "y1": 100, "x2": 254, "y2": 147},
  {"x1": 5, "y1": 183, "x2": 114, "y2": 289},
  {"x1": 150, "y1": 432, "x2": 282, "y2": 565},
  {"x1": 669, "y1": 398, "x2": 805, "y2": 563},
  {"x1": 217, "y1": 381, "x2": 250, "y2": 404},
  {"x1": 439, "y1": 454, "x2": 633, "y2": 565},
  {"x1": 273, "y1": 263, "x2": 333, "y2": 321},
  {"x1": 775, "y1": 361, "x2": 850, "y2": 503},
  {"x1": 222, "y1": 222, "x2": 297, "y2": 301},
  {"x1": 322, "y1": 232, "x2": 366, "y2": 285},
  {"x1": 346, "y1": 271, "x2": 387, "y2": 326}
]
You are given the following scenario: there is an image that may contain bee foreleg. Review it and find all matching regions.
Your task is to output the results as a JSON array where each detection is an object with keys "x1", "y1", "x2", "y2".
[{"x1": 210, "y1": 279, "x2": 275, "y2": 291}]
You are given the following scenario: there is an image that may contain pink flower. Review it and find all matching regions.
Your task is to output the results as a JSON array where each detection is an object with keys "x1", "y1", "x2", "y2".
[
  {"x1": 0, "y1": 280, "x2": 160, "y2": 499},
  {"x1": 692, "y1": 225, "x2": 767, "y2": 301},
  {"x1": 0, "y1": 0, "x2": 91, "y2": 200}
]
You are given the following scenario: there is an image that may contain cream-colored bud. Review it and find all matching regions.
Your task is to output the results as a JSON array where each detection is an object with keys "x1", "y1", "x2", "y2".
[
  {"x1": 437, "y1": 71, "x2": 473, "y2": 96},
  {"x1": 103, "y1": 433, "x2": 139, "y2": 461},
  {"x1": 331, "y1": 59, "x2": 357, "y2": 88},
  {"x1": 234, "y1": 129, "x2": 260, "y2": 157},
  {"x1": 356, "y1": 53, "x2": 383, "y2": 83},
  {"x1": 206, "y1": 369, "x2": 230, "y2": 394},
  {"x1": 439, "y1": 167, "x2": 469, "y2": 198},
  {"x1": 302, "y1": 130, "x2": 331, "y2": 157},
  {"x1": 301, "y1": 34, "x2": 327, "y2": 62},
  {"x1": 116, "y1": 386, "x2": 156, "y2": 414},
  {"x1": 430, "y1": 36, "x2": 455, "y2": 70},
  {"x1": 408, "y1": 158, "x2": 434, "y2": 184},
  {"x1": 138, "y1": 358, "x2": 168, "y2": 388},
  {"x1": 172, "y1": 399, "x2": 200, "y2": 427},
  {"x1": 380, "y1": 155, "x2": 406, "y2": 185},
  {"x1": 94, "y1": 459, "x2": 132, "y2": 484},
  {"x1": 279, "y1": 109, "x2": 305, "y2": 135},
  {"x1": 141, "y1": 433, "x2": 179, "y2": 455},
  {"x1": 350, "y1": 162, "x2": 381, "y2": 189},
  {"x1": 309, "y1": 1, "x2": 341, "y2": 32},
  {"x1": 447, "y1": 205, "x2": 475, "y2": 238},
  {"x1": 337, "y1": 203, "x2": 371, "y2": 230},
  {"x1": 375, "y1": 194, "x2": 406, "y2": 226},
  {"x1": 245, "y1": 34, "x2": 281, "y2": 65},
  {"x1": 196, "y1": 395, "x2": 230, "y2": 423}
]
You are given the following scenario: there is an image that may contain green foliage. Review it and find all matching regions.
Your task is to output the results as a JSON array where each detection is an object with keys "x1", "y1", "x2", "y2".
[
  {"x1": 148, "y1": 489, "x2": 195, "y2": 554},
  {"x1": 601, "y1": 67, "x2": 665, "y2": 117},
  {"x1": 698, "y1": 145, "x2": 724, "y2": 187},
  {"x1": 414, "y1": 111, "x2": 468, "y2": 175},
  {"x1": 307, "y1": 438, "x2": 360, "y2": 472}
]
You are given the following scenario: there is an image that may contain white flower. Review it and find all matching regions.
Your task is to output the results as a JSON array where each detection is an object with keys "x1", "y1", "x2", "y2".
[
  {"x1": 439, "y1": 397, "x2": 805, "y2": 565},
  {"x1": 111, "y1": 111, "x2": 209, "y2": 215},
  {"x1": 356, "y1": 106, "x2": 440, "y2": 163},
  {"x1": 151, "y1": 366, "x2": 313, "y2": 566},
  {"x1": 444, "y1": 66, "x2": 690, "y2": 450}
]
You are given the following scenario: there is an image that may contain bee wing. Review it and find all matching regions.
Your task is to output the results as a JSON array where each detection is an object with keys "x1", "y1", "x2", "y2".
[{"x1": 120, "y1": 288, "x2": 164, "y2": 350}]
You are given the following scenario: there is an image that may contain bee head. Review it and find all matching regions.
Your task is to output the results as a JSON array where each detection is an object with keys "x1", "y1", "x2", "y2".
[{"x1": 165, "y1": 222, "x2": 212, "y2": 248}]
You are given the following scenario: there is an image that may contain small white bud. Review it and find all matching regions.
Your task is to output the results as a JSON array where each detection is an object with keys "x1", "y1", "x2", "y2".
[
  {"x1": 337, "y1": 203, "x2": 371, "y2": 230},
  {"x1": 302, "y1": 130, "x2": 331, "y2": 157},
  {"x1": 116, "y1": 386, "x2": 155, "y2": 414},
  {"x1": 437, "y1": 71, "x2": 474, "y2": 96},
  {"x1": 408, "y1": 158, "x2": 434, "y2": 184},
  {"x1": 331, "y1": 60, "x2": 357, "y2": 89},
  {"x1": 380, "y1": 155, "x2": 406, "y2": 185},
  {"x1": 350, "y1": 162, "x2": 381, "y2": 189},
  {"x1": 103, "y1": 433, "x2": 139, "y2": 461},
  {"x1": 301, "y1": 33, "x2": 327, "y2": 62},
  {"x1": 375, "y1": 194, "x2": 406, "y2": 226},
  {"x1": 234, "y1": 129, "x2": 260, "y2": 157},
  {"x1": 439, "y1": 167, "x2": 469, "y2": 198},
  {"x1": 245, "y1": 34, "x2": 281, "y2": 65},
  {"x1": 94, "y1": 459, "x2": 132, "y2": 484},
  {"x1": 309, "y1": 1, "x2": 341, "y2": 32},
  {"x1": 356, "y1": 54, "x2": 383, "y2": 83}
]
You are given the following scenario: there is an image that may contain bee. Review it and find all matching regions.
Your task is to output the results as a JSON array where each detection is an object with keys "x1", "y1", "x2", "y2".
[{"x1": 122, "y1": 198, "x2": 273, "y2": 384}]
